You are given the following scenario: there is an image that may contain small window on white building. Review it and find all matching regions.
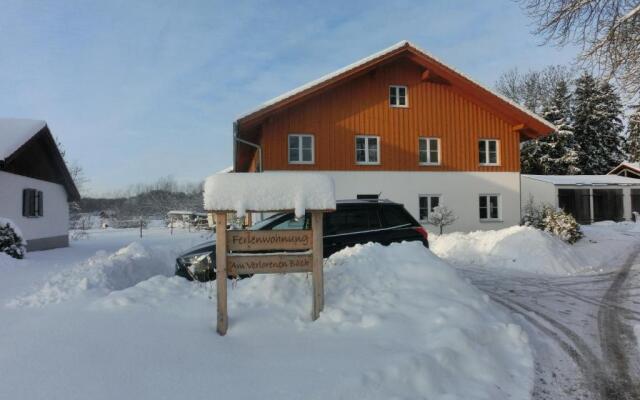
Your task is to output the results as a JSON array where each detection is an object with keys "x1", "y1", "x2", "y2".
[
  {"x1": 479, "y1": 139, "x2": 499, "y2": 165},
  {"x1": 355, "y1": 135, "x2": 380, "y2": 164},
  {"x1": 419, "y1": 195, "x2": 440, "y2": 221},
  {"x1": 22, "y1": 189, "x2": 43, "y2": 217},
  {"x1": 419, "y1": 137, "x2": 440, "y2": 165},
  {"x1": 389, "y1": 85, "x2": 407, "y2": 107},
  {"x1": 288, "y1": 134, "x2": 314, "y2": 164},
  {"x1": 479, "y1": 194, "x2": 500, "y2": 221}
]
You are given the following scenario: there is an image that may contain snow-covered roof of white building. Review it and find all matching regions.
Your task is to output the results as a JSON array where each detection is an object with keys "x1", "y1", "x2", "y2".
[
  {"x1": 523, "y1": 174, "x2": 640, "y2": 186},
  {"x1": 203, "y1": 172, "x2": 336, "y2": 217},
  {"x1": 236, "y1": 41, "x2": 555, "y2": 133},
  {"x1": 0, "y1": 118, "x2": 46, "y2": 161}
]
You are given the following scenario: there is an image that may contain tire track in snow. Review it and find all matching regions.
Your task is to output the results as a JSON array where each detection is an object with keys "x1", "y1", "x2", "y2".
[
  {"x1": 484, "y1": 290, "x2": 607, "y2": 399},
  {"x1": 596, "y1": 250, "x2": 640, "y2": 400}
]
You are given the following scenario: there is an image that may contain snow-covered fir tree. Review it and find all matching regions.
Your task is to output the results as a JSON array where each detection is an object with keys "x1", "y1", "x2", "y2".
[
  {"x1": 595, "y1": 81, "x2": 625, "y2": 170},
  {"x1": 539, "y1": 80, "x2": 580, "y2": 174},
  {"x1": 520, "y1": 139, "x2": 545, "y2": 174},
  {"x1": 521, "y1": 79, "x2": 580, "y2": 174},
  {"x1": 624, "y1": 108, "x2": 640, "y2": 163},
  {"x1": 572, "y1": 74, "x2": 625, "y2": 174}
]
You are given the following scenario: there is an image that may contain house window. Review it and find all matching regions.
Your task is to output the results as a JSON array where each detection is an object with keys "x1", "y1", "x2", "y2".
[
  {"x1": 419, "y1": 137, "x2": 440, "y2": 165},
  {"x1": 355, "y1": 135, "x2": 380, "y2": 164},
  {"x1": 22, "y1": 189, "x2": 43, "y2": 217},
  {"x1": 419, "y1": 195, "x2": 441, "y2": 221},
  {"x1": 479, "y1": 139, "x2": 499, "y2": 165},
  {"x1": 288, "y1": 134, "x2": 314, "y2": 164},
  {"x1": 389, "y1": 85, "x2": 407, "y2": 107},
  {"x1": 479, "y1": 194, "x2": 500, "y2": 221}
]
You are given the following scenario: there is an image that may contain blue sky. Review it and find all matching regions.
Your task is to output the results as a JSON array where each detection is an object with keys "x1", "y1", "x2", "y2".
[{"x1": 0, "y1": 0, "x2": 578, "y2": 196}]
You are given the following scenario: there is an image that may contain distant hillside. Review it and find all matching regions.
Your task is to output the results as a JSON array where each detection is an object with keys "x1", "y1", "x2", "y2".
[{"x1": 80, "y1": 189, "x2": 204, "y2": 218}]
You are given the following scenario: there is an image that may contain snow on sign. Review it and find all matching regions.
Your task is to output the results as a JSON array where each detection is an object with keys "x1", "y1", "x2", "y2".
[
  {"x1": 203, "y1": 172, "x2": 336, "y2": 218},
  {"x1": 204, "y1": 172, "x2": 336, "y2": 336}
]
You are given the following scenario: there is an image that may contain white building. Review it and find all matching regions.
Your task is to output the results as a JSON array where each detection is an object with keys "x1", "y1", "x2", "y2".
[
  {"x1": 521, "y1": 174, "x2": 640, "y2": 224},
  {"x1": 0, "y1": 119, "x2": 80, "y2": 250}
]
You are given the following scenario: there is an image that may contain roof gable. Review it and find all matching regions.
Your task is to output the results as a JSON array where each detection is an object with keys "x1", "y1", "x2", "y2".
[
  {"x1": 0, "y1": 119, "x2": 80, "y2": 201},
  {"x1": 608, "y1": 161, "x2": 640, "y2": 175},
  {"x1": 236, "y1": 41, "x2": 555, "y2": 138},
  {"x1": 0, "y1": 119, "x2": 46, "y2": 160}
]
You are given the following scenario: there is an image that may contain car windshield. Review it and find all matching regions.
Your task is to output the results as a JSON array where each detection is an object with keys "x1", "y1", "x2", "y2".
[{"x1": 249, "y1": 213, "x2": 286, "y2": 230}]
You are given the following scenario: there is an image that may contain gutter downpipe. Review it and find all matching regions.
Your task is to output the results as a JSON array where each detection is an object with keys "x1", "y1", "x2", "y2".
[
  {"x1": 233, "y1": 121, "x2": 263, "y2": 173},
  {"x1": 233, "y1": 121, "x2": 264, "y2": 222}
]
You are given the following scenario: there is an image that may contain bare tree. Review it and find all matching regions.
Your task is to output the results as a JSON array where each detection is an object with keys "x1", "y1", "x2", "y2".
[
  {"x1": 520, "y1": 0, "x2": 640, "y2": 98},
  {"x1": 427, "y1": 206, "x2": 457, "y2": 235},
  {"x1": 496, "y1": 65, "x2": 574, "y2": 113}
]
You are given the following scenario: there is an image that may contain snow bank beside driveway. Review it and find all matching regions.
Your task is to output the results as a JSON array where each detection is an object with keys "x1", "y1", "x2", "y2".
[
  {"x1": 1, "y1": 241, "x2": 533, "y2": 400},
  {"x1": 92, "y1": 241, "x2": 533, "y2": 400},
  {"x1": 7, "y1": 242, "x2": 176, "y2": 308},
  {"x1": 431, "y1": 226, "x2": 581, "y2": 275},
  {"x1": 431, "y1": 223, "x2": 640, "y2": 275}
]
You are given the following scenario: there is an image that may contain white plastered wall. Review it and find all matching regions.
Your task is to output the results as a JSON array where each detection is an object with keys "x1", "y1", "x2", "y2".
[
  {"x1": 0, "y1": 170, "x2": 69, "y2": 241},
  {"x1": 286, "y1": 171, "x2": 521, "y2": 232}
]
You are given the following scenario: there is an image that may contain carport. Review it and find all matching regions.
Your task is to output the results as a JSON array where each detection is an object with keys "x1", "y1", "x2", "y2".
[{"x1": 521, "y1": 175, "x2": 640, "y2": 224}]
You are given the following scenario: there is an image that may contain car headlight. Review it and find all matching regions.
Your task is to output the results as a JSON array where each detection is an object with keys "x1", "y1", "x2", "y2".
[{"x1": 178, "y1": 252, "x2": 213, "y2": 275}]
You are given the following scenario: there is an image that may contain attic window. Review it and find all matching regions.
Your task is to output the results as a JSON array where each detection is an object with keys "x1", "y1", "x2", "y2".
[{"x1": 389, "y1": 85, "x2": 407, "y2": 107}]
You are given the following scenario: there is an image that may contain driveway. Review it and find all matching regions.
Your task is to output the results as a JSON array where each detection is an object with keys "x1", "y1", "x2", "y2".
[{"x1": 459, "y1": 249, "x2": 640, "y2": 400}]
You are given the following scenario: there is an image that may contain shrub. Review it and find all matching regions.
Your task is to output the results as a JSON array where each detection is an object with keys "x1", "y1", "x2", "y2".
[
  {"x1": 522, "y1": 197, "x2": 583, "y2": 244},
  {"x1": 542, "y1": 208, "x2": 583, "y2": 244},
  {"x1": 0, "y1": 220, "x2": 27, "y2": 259}
]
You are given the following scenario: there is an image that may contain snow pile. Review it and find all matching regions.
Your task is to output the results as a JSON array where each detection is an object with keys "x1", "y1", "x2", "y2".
[
  {"x1": 95, "y1": 241, "x2": 532, "y2": 400},
  {"x1": 7, "y1": 242, "x2": 175, "y2": 307},
  {"x1": 203, "y1": 172, "x2": 335, "y2": 217},
  {"x1": 431, "y1": 226, "x2": 582, "y2": 275}
]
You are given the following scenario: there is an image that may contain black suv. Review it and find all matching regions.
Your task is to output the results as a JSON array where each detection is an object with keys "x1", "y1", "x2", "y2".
[{"x1": 175, "y1": 199, "x2": 429, "y2": 281}]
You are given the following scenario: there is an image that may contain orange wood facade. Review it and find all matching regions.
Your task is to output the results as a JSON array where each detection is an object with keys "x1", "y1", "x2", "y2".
[{"x1": 244, "y1": 58, "x2": 525, "y2": 172}]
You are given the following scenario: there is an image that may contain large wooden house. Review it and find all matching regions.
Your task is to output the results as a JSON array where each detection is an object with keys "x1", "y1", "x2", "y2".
[{"x1": 233, "y1": 41, "x2": 554, "y2": 231}]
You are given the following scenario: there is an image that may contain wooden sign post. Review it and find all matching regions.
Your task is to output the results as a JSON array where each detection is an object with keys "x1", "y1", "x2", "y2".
[
  {"x1": 213, "y1": 209, "x2": 328, "y2": 336},
  {"x1": 215, "y1": 212, "x2": 228, "y2": 335}
]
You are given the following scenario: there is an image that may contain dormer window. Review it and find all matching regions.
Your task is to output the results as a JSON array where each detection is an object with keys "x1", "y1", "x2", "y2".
[{"x1": 389, "y1": 85, "x2": 407, "y2": 107}]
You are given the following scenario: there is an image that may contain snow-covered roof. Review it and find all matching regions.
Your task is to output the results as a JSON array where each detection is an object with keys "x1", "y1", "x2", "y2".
[
  {"x1": 0, "y1": 118, "x2": 46, "y2": 161},
  {"x1": 523, "y1": 174, "x2": 640, "y2": 186},
  {"x1": 203, "y1": 172, "x2": 336, "y2": 217},
  {"x1": 236, "y1": 41, "x2": 555, "y2": 132},
  {"x1": 167, "y1": 210, "x2": 207, "y2": 216},
  {"x1": 608, "y1": 161, "x2": 640, "y2": 174}
]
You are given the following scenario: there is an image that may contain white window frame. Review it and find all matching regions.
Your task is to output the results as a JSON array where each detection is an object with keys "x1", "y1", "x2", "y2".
[
  {"x1": 288, "y1": 134, "x2": 315, "y2": 164},
  {"x1": 479, "y1": 139, "x2": 500, "y2": 166},
  {"x1": 419, "y1": 137, "x2": 441, "y2": 165},
  {"x1": 389, "y1": 85, "x2": 408, "y2": 108},
  {"x1": 418, "y1": 194, "x2": 441, "y2": 222},
  {"x1": 479, "y1": 194, "x2": 501, "y2": 221},
  {"x1": 355, "y1": 135, "x2": 381, "y2": 165}
]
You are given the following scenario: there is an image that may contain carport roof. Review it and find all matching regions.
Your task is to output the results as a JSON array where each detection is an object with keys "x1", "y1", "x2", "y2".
[{"x1": 523, "y1": 174, "x2": 640, "y2": 186}]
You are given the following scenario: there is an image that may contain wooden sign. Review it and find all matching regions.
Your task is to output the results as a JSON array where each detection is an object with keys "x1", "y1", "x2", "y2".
[
  {"x1": 212, "y1": 210, "x2": 327, "y2": 336},
  {"x1": 227, "y1": 230, "x2": 312, "y2": 251},
  {"x1": 228, "y1": 254, "x2": 312, "y2": 275}
]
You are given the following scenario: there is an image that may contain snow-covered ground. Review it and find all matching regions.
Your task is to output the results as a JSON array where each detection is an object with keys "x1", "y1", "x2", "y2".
[
  {"x1": 430, "y1": 222, "x2": 640, "y2": 400},
  {"x1": 2, "y1": 223, "x2": 638, "y2": 400},
  {"x1": 0, "y1": 227, "x2": 532, "y2": 400},
  {"x1": 431, "y1": 222, "x2": 640, "y2": 275}
]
